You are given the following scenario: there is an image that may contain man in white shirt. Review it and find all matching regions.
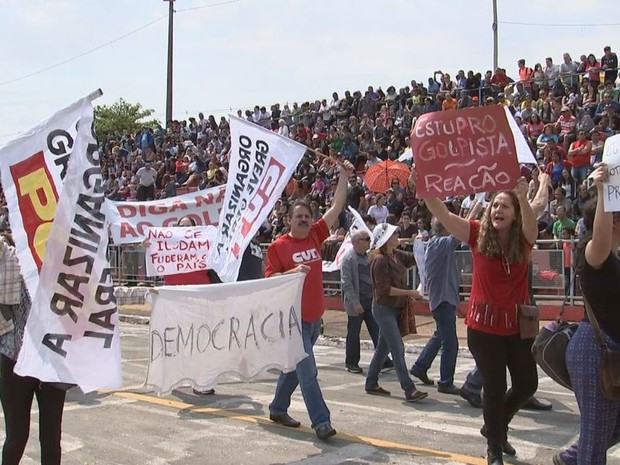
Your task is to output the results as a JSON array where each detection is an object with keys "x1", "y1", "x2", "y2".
[
  {"x1": 136, "y1": 162, "x2": 157, "y2": 201},
  {"x1": 560, "y1": 53, "x2": 579, "y2": 89},
  {"x1": 544, "y1": 57, "x2": 560, "y2": 87},
  {"x1": 258, "y1": 107, "x2": 271, "y2": 129},
  {"x1": 277, "y1": 119, "x2": 289, "y2": 138}
]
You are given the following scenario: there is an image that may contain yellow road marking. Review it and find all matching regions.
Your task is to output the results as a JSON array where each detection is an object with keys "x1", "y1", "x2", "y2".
[{"x1": 113, "y1": 391, "x2": 488, "y2": 465}]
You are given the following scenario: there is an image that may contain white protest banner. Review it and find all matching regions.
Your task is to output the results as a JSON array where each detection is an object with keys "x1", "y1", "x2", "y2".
[
  {"x1": 145, "y1": 273, "x2": 307, "y2": 395},
  {"x1": 504, "y1": 106, "x2": 538, "y2": 165},
  {"x1": 323, "y1": 207, "x2": 371, "y2": 272},
  {"x1": 209, "y1": 116, "x2": 307, "y2": 283},
  {"x1": 14, "y1": 98, "x2": 122, "y2": 392},
  {"x1": 106, "y1": 185, "x2": 225, "y2": 244},
  {"x1": 0, "y1": 90, "x2": 102, "y2": 299},
  {"x1": 145, "y1": 226, "x2": 218, "y2": 276},
  {"x1": 601, "y1": 134, "x2": 620, "y2": 212}
]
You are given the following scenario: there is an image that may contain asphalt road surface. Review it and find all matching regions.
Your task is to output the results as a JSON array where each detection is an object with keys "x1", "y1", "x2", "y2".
[{"x1": 5, "y1": 323, "x2": 619, "y2": 465}]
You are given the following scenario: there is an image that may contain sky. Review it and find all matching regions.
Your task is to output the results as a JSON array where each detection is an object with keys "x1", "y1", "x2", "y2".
[{"x1": 1, "y1": 0, "x2": 620, "y2": 145}]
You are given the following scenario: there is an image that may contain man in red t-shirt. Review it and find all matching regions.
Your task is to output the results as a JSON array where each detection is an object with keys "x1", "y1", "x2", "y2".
[
  {"x1": 567, "y1": 130, "x2": 593, "y2": 186},
  {"x1": 266, "y1": 160, "x2": 355, "y2": 440}
]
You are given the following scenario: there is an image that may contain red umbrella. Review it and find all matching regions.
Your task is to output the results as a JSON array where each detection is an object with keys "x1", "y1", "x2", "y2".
[{"x1": 363, "y1": 160, "x2": 411, "y2": 193}]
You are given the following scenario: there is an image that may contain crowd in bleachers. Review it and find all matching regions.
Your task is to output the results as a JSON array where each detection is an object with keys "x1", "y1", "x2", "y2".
[{"x1": 32, "y1": 46, "x2": 615, "y2": 255}]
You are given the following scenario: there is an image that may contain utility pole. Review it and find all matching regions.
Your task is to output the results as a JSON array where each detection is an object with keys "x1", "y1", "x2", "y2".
[
  {"x1": 492, "y1": 0, "x2": 498, "y2": 71},
  {"x1": 164, "y1": 0, "x2": 175, "y2": 125}
]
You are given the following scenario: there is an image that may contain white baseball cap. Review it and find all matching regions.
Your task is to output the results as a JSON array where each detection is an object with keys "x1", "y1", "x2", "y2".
[{"x1": 371, "y1": 223, "x2": 399, "y2": 250}]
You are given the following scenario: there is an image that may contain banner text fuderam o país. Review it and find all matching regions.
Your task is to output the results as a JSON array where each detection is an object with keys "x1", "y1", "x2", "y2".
[{"x1": 145, "y1": 226, "x2": 217, "y2": 276}]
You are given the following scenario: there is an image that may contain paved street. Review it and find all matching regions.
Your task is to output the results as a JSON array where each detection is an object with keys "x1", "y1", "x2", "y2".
[{"x1": 5, "y1": 322, "x2": 619, "y2": 465}]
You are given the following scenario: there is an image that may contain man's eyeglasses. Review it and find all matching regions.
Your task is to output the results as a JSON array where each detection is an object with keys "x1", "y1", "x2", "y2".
[{"x1": 358, "y1": 237, "x2": 371, "y2": 242}]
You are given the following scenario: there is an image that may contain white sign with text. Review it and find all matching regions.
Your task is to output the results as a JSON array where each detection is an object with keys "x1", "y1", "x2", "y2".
[
  {"x1": 602, "y1": 134, "x2": 620, "y2": 212},
  {"x1": 144, "y1": 273, "x2": 307, "y2": 395},
  {"x1": 145, "y1": 226, "x2": 218, "y2": 277}
]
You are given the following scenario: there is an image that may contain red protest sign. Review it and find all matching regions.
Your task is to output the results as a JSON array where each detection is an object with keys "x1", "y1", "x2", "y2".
[{"x1": 411, "y1": 105, "x2": 521, "y2": 198}]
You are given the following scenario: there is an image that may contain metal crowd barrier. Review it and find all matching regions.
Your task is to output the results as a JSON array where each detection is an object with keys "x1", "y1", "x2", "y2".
[{"x1": 110, "y1": 240, "x2": 579, "y2": 305}]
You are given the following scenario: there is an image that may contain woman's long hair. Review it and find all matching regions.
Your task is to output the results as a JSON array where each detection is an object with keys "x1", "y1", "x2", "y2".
[{"x1": 477, "y1": 190, "x2": 527, "y2": 263}]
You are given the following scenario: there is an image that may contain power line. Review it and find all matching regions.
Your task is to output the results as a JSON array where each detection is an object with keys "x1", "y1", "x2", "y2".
[
  {"x1": 0, "y1": 15, "x2": 167, "y2": 88},
  {"x1": 499, "y1": 20, "x2": 620, "y2": 27},
  {"x1": 176, "y1": 0, "x2": 244, "y2": 13},
  {"x1": 0, "y1": 0, "x2": 244, "y2": 88}
]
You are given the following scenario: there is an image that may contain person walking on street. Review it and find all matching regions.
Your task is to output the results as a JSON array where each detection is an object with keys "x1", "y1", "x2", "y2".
[
  {"x1": 460, "y1": 367, "x2": 552, "y2": 411},
  {"x1": 554, "y1": 163, "x2": 620, "y2": 465},
  {"x1": 409, "y1": 218, "x2": 461, "y2": 395},
  {"x1": 265, "y1": 160, "x2": 355, "y2": 441},
  {"x1": 0, "y1": 231, "x2": 68, "y2": 465},
  {"x1": 341, "y1": 229, "x2": 390, "y2": 374},
  {"x1": 413, "y1": 169, "x2": 540, "y2": 465},
  {"x1": 364, "y1": 223, "x2": 428, "y2": 403},
  {"x1": 460, "y1": 173, "x2": 554, "y2": 413}
]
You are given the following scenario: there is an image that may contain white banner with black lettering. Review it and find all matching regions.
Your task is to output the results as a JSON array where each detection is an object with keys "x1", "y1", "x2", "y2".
[
  {"x1": 209, "y1": 116, "x2": 307, "y2": 282},
  {"x1": 14, "y1": 99, "x2": 122, "y2": 392},
  {"x1": 106, "y1": 185, "x2": 225, "y2": 244},
  {"x1": 322, "y1": 207, "x2": 371, "y2": 272},
  {"x1": 145, "y1": 273, "x2": 307, "y2": 395},
  {"x1": 0, "y1": 92, "x2": 99, "y2": 299},
  {"x1": 145, "y1": 226, "x2": 217, "y2": 276}
]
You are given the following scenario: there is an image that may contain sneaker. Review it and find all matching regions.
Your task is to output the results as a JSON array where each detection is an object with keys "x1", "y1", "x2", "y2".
[
  {"x1": 437, "y1": 384, "x2": 461, "y2": 395},
  {"x1": 345, "y1": 364, "x2": 363, "y2": 374},
  {"x1": 409, "y1": 367, "x2": 434, "y2": 385},
  {"x1": 314, "y1": 423, "x2": 336, "y2": 440},
  {"x1": 193, "y1": 388, "x2": 215, "y2": 396}
]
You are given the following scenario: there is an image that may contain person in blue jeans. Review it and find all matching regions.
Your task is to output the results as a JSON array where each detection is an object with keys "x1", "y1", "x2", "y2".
[
  {"x1": 341, "y1": 230, "x2": 381, "y2": 374},
  {"x1": 410, "y1": 218, "x2": 460, "y2": 394},
  {"x1": 264, "y1": 160, "x2": 355, "y2": 441},
  {"x1": 554, "y1": 164, "x2": 620, "y2": 465},
  {"x1": 364, "y1": 223, "x2": 428, "y2": 403}
]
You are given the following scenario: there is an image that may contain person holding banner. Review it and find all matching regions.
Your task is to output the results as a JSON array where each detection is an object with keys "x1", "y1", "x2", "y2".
[
  {"x1": 0, "y1": 232, "x2": 67, "y2": 465},
  {"x1": 158, "y1": 216, "x2": 216, "y2": 396},
  {"x1": 411, "y1": 169, "x2": 539, "y2": 465},
  {"x1": 554, "y1": 164, "x2": 620, "y2": 465},
  {"x1": 162, "y1": 216, "x2": 214, "y2": 287},
  {"x1": 265, "y1": 160, "x2": 355, "y2": 441}
]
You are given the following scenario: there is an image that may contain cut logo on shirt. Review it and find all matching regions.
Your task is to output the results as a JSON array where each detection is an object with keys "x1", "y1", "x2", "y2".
[{"x1": 292, "y1": 248, "x2": 320, "y2": 264}]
